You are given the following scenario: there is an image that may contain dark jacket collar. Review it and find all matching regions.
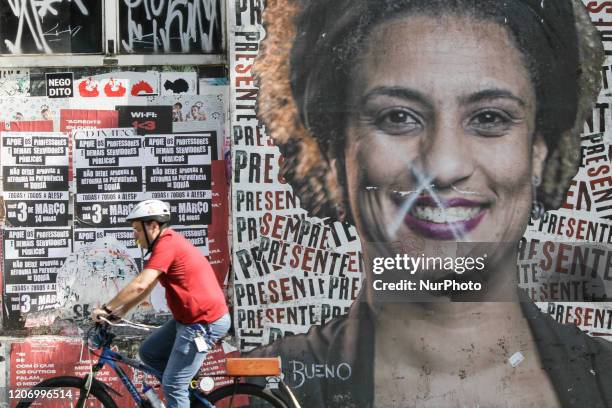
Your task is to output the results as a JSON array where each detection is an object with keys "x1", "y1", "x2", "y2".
[{"x1": 319, "y1": 292, "x2": 612, "y2": 407}]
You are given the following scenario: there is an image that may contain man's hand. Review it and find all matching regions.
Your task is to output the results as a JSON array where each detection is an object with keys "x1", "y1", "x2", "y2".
[
  {"x1": 91, "y1": 307, "x2": 112, "y2": 323},
  {"x1": 91, "y1": 304, "x2": 121, "y2": 323}
]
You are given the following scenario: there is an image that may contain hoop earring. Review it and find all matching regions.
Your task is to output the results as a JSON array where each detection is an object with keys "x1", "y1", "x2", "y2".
[{"x1": 531, "y1": 175, "x2": 545, "y2": 220}]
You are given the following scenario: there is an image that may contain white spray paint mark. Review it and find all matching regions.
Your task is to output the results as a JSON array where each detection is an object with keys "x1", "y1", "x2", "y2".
[
  {"x1": 4, "y1": 0, "x2": 89, "y2": 54},
  {"x1": 422, "y1": 182, "x2": 466, "y2": 240},
  {"x1": 508, "y1": 351, "x2": 525, "y2": 367},
  {"x1": 121, "y1": 0, "x2": 219, "y2": 53},
  {"x1": 387, "y1": 169, "x2": 433, "y2": 237},
  {"x1": 43, "y1": 23, "x2": 82, "y2": 40},
  {"x1": 34, "y1": 0, "x2": 88, "y2": 17},
  {"x1": 386, "y1": 169, "x2": 433, "y2": 238},
  {"x1": 386, "y1": 165, "x2": 478, "y2": 240}
]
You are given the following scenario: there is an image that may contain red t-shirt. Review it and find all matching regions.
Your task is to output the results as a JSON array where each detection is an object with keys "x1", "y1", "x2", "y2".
[{"x1": 145, "y1": 229, "x2": 228, "y2": 324}]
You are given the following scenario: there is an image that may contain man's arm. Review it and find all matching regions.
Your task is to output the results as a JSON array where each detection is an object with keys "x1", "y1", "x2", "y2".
[
  {"x1": 92, "y1": 268, "x2": 162, "y2": 321},
  {"x1": 115, "y1": 280, "x2": 156, "y2": 315}
]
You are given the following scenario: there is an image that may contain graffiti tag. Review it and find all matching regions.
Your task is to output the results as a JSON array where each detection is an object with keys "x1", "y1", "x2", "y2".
[{"x1": 121, "y1": 0, "x2": 220, "y2": 53}]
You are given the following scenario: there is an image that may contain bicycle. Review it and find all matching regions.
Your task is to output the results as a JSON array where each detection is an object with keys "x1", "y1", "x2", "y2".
[{"x1": 16, "y1": 317, "x2": 301, "y2": 408}]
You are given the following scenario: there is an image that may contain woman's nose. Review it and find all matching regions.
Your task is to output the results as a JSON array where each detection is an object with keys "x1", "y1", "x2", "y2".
[{"x1": 416, "y1": 124, "x2": 474, "y2": 188}]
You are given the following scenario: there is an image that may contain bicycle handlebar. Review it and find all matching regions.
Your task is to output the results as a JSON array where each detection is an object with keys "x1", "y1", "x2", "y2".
[{"x1": 87, "y1": 317, "x2": 159, "y2": 350}]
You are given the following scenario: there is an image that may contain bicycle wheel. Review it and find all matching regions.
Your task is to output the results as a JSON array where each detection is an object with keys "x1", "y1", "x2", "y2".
[
  {"x1": 195, "y1": 383, "x2": 288, "y2": 408},
  {"x1": 15, "y1": 375, "x2": 118, "y2": 408}
]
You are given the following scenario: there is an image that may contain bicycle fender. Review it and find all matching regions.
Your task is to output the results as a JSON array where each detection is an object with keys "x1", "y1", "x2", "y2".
[{"x1": 279, "y1": 381, "x2": 302, "y2": 408}]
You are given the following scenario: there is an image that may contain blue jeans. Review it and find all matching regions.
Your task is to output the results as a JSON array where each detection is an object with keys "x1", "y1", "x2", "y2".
[{"x1": 139, "y1": 314, "x2": 231, "y2": 408}]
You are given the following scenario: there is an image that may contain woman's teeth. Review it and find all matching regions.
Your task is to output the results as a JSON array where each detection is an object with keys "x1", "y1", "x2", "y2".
[{"x1": 411, "y1": 205, "x2": 481, "y2": 223}]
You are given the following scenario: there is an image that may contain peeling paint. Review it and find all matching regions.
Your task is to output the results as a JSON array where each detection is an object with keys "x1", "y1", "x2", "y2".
[{"x1": 24, "y1": 236, "x2": 150, "y2": 328}]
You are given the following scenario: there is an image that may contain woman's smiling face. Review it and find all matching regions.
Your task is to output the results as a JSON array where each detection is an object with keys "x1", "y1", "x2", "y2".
[{"x1": 344, "y1": 14, "x2": 547, "y2": 254}]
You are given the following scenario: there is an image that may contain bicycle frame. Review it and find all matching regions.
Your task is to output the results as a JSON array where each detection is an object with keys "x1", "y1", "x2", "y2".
[
  {"x1": 90, "y1": 346, "x2": 214, "y2": 408},
  {"x1": 85, "y1": 321, "x2": 298, "y2": 408}
]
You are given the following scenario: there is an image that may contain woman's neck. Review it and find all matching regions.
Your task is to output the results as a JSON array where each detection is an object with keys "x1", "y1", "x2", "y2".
[{"x1": 373, "y1": 301, "x2": 534, "y2": 371}]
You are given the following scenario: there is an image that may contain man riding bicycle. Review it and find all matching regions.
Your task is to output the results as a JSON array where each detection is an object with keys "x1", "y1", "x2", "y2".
[{"x1": 92, "y1": 199, "x2": 230, "y2": 408}]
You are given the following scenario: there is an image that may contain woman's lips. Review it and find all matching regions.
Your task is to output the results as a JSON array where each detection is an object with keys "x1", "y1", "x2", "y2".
[{"x1": 402, "y1": 196, "x2": 488, "y2": 239}]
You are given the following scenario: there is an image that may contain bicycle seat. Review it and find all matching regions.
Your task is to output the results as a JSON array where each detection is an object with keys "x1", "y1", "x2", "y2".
[{"x1": 225, "y1": 357, "x2": 282, "y2": 377}]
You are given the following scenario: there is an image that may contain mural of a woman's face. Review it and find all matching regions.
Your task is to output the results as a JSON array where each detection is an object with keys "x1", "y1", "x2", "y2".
[{"x1": 344, "y1": 14, "x2": 547, "y2": 265}]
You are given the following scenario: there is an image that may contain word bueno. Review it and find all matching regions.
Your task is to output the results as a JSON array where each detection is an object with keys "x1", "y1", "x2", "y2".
[{"x1": 288, "y1": 361, "x2": 351, "y2": 389}]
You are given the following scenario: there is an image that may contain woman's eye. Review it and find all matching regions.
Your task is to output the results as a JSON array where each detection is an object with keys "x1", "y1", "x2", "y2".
[
  {"x1": 374, "y1": 108, "x2": 421, "y2": 135},
  {"x1": 469, "y1": 110, "x2": 512, "y2": 135}
]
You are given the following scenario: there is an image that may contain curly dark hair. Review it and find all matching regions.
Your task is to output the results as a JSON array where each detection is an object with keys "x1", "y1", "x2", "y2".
[{"x1": 255, "y1": 0, "x2": 603, "y2": 221}]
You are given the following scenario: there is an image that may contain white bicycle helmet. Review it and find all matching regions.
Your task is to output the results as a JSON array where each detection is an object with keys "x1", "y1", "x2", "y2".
[{"x1": 126, "y1": 200, "x2": 171, "y2": 224}]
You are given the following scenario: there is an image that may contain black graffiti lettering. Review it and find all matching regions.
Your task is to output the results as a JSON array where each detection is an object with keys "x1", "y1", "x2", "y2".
[
  {"x1": 562, "y1": 181, "x2": 592, "y2": 211},
  {"x1": 264, "y1": 305, "x2": 318, "y2": 325},
  {"x1": 321, "y1": 304, "x2": 350, "y2": 325},
  {"x1": 236, "y1": 276, "x2": 328, "y2": 307},
  {"x1": 234, "y1": 283, "x2": 246, "y2": 306},
  {"x1": 603, "y1": 65, "x2": 611, "y2": 90},
  {"x1": 234, "y1": 1, "x2": 262, "y2": 26},
  {"x1": 234, "y1": 246, "x2": 272, "y2": 280},
  {"x1": 517, "y1": 238, "x2": 541, "y2": 261},
  {"x1": 237, "y1": 88, "x2": 257, "y2": 101},
  {"x1": 237, "y1": 308, "x2": 262, "y2": 329},
  {"x1": 517, "y1": 262, "x2": 539, "y2": 285},
  {"x1": 297, "y1": 220, "x2": 311, "y2": 245},
  {"x1": 234, "y1": 31, "x2": 260, "y2": 44},
  {"x1": 601, "y1": 30, "x2": 612, "y2": 55},
  {"x1": 256, "y1": 236, "x2": 270, "y2": 262},
  {"x1": 328, "y1": 276, "x2": 361, "y2": 301},
  {"x1": 73, "y1": 303, "x2": 91, "y2": 319},
  {"x1": 236, "y1": 248, "x2": 253, "y2": 279},
  {"x1": 239, "y1": 330, "x2": 264, "y2": 350},
  {"x1": 236, "y1": 216, "x2": 258, "y2": 243},
  {"x1": 594, "y1": 102, "x2": 609, "y2": 133},
  {"x1": 528, "y1": 281, "x2": 594, "y2": 302},
  {"x1": 234, "y1": 150, "x2": 274, "y2": 183},
  {"x1": 233, "y1": 125, "x2": 265, "y2": 146},
  {"x1": 267, "y1": 327, "x2": 287, "y2": 344},
  {"x1": 547, "y1": 303, "x2": 612, "y2": 327},
  {"x1": 257, "y1": 236, "x2": 356, "y2": 276},
  {"x1": 585, "y1": 102, "x2": 610, "y2": 133}
]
